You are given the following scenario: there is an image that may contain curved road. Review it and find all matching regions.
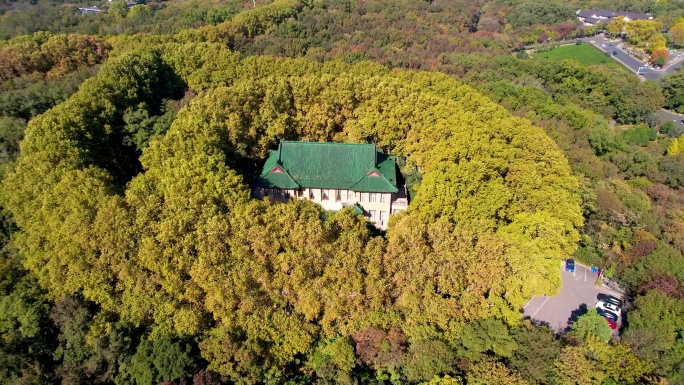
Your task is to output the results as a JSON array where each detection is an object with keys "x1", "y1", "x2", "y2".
[{"x1": 579, "y1": 34, "x2": 684, "y2": 81}]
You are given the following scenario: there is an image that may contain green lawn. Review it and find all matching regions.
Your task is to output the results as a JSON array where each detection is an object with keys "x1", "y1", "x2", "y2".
[{"x1": 533, "y1": 44, "x2": 623, "y2": 68}]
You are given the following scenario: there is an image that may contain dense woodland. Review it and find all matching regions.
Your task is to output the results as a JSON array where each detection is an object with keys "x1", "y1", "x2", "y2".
[{"x1": 2, "y1": 0, "x2": 684, "y2": 384}]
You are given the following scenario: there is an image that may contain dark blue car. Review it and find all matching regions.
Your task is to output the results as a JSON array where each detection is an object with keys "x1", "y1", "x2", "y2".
[
  {"x1": 597, "y1": 308, "x2": 619, "y2": 322},
  {"x1": 565, "y1": 258, "x2": 575, "y2": 273}
]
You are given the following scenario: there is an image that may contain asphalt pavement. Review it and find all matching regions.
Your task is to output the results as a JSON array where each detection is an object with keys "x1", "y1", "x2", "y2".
[
  {"x1": 579, "y1": 34, "x2": 684, "y2": 81},
  {"x1": 656, "y1": 109, "x2": 684, "y2": 126},
  {"x1": 523, "y1": 261, "x2": 624, "y2": 334}
]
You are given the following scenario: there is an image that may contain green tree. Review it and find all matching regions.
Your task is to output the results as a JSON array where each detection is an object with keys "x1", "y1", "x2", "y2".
[
  {"x1": 553, "y1": 346, "x2": 605, "y2": 385},
  {"x1": 606, "y1": 16, "x2": 626, "y2": 36},
  {"x1": 612, "y1": 81, "x2": 665, "y2": 124},
  {"x1": 404, "y1": 339, "x2": 457, "y2": 383},
  {"x1": 508, "y1": 322, "x2": 562, "y2": 385},
  {"x1": 660, "y1": 69, "x2": 684, "y2": 113},
  {"x1": 108, "y1": 0, "x2": 129, "y2": 20},
  {"x1": 0, "y1": 116, "x2": 24, "y2": 164},
  {"x1": 625, "y1": 20, "x2": 662, "y2": 48},
  {"x1": 669, "y1": 22, "x2": 684, "y2": 47},
  {"x1": 0, "y1": 239, "x2": 54, "y2": 384},
  {"x1": 570, "y1": 309, "x2": 612, "y2": 342},
  {"x1": 457, "y1": 318, "x2": 518, "y2": 362},
  {"x1": 128, "y1": 336, "x2": 201, "y2": 385},
  {"x1": 308, "y1": 337, "x2": 356, "y2": 385},
  {"x1": 466, "y1": 359, "x2": 529, "y2": 385},
  {"x1": 623, "y1": 290, "x2": 684, "y2": 382}
]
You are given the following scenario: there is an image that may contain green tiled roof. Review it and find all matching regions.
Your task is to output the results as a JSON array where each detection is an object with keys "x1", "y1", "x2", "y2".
[{"x1": 256, "y1": 141, "x2": 398, "y2": 193}]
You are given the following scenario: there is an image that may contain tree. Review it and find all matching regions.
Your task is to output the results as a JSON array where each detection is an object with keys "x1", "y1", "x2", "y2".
[
  {"x1": 612, "y1": 81, "x2": 665, "y2": 124},
  {"x1": 553, "y1": 346, "x2": 605, "y2": 385},
  {"x1": 508, "y1": 322, "x2": 562, "y2": 385},
  {"x1": 570, "y1": 309, "x2": 612, "y2": 342},
  {"x1": 466, "y1": 359, "x2": 529, "y2": 385},
  {"x1": 308, "y1": 337, "x2": 356, "y2": 384},
  {"x1": 651, "y1": 49, "x2": 669, "y2": 66},
  {"x1": 624, "y1": 20, "x2": 662, "y2": 48},
  {"x1": 404, "y1": 339, "x2": 456, "y2": 383},
  {"x1": 0, "y1": 116, "x2": 25, "y2": 163},
  {"x1": 506, "y1": 2, "x2": 575, "y2": 29},
  {"x1": 606, "y1": 16, "x2": 626, "y2": 36},
  {"x1": 126, "y1": 4, "x2": 152, "y2": 24},
  {"x1": 128, "y1": 336, "x2": 201, "y2": 385},
  {"x1": 660, "y1": 69, "x2": 684, "y2": 113},
  {"x1": 1, "y1": 46, "x2": 589, "y2": 384},
  {"x1": 352, "y1": 327, "x2": 407, "y2": 370},
  {"x1": 108, "y1": 0, "x2": 129, "y2": 20},
  {"x1": 659, "y1": 153, "x2": 684, "y2": 188},
  {"x1": 648, "y1": 34, "x2": 667, "y2": 53},
  {"x1": 669, "y1": 22, "x2": 684, "y2": 47},
  {"x1": 667, "y1": 136, "x2": 682, "y2": 156},
  {"x1": 0, "y1": 239, "x2": 54, "y2": 384},
  {"x1": 623, "y1": 290, "x2": 684, "y2": 382},
  {"x1": 456, "y1": 318, "x2": 518, "y2": 362},
  {"x1": 622, "y1": 124, "x2": 657, "y2": 147}
]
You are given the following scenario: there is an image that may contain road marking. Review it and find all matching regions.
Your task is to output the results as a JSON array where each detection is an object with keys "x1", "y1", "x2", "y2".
[{"x1": 531, "y1": 296, "x2": 550, "y2": 318}]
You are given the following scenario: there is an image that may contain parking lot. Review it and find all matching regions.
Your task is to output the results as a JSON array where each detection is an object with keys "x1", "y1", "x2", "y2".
[{"x1": 523, "y1": 261, "x2": 624, "y2": 333}]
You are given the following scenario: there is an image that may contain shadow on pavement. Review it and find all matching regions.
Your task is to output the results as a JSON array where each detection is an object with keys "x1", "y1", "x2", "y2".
[{"x1": 565, "y1": 303, "x2": 588, "y2": 332}]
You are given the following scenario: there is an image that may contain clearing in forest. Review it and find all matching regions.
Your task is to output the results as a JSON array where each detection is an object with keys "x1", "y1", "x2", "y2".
[{"x1": 533, "y1": 44, "x2": 622, "y2": 68}]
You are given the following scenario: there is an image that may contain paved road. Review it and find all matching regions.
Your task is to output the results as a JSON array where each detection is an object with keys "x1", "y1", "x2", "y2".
[
  {"x1": 656, "y1": 109, "x2": 684, "y2": 126},
  {"x1": 579, "y1": 34, "x2": 684, "y2": 81},
  {"x1": 524, "y1": 261, "x2": 624, "y2": 334}
]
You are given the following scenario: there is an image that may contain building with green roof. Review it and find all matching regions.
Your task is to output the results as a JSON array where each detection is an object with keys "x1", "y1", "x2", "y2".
[{"x1": 254, "y1": 141, "x2": 408, "y2": 229}]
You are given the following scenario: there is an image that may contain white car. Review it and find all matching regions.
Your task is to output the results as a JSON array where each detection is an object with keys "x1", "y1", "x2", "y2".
[{"x1": 596, "y1": 301, "x2": 621, "y2": 316}]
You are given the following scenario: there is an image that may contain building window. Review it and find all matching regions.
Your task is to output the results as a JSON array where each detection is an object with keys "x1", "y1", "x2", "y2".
[
  {"x1": 309, "y1": 189, "x2": 314, "y2": 200},
  {"x1": 274, "y1": 189, "x2": 281, "y2": 198},
  {"x1": 369, "y1": 210, "x2": 376, "y2": 222},
  {"x1": 380, "y1": 193, "x2": 387, "y2": 203},
  {"x1": 347, "y1": 190, "x2": 355, "y2": 200},
  {"x1": 322, "y1": 189, "x2": 329, "y2": 200},
  {"x1": 335, "y1": 190, "x2": 341, "y2": 201},
  {"x1": 369, "y1": 193, "x2": 377, "y2": 202},
  {"x1": 283, "y1": 190, "x2": 290, "y2": 199},
  {"x1": 379, "y1": 211, "x2": 386, "y2": 226},
  {"x1": 360, "y1": 193, "x2": 367, "y2": 202}
]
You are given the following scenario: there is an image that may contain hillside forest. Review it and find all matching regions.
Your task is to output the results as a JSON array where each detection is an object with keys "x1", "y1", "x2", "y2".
[{"x1": 1, "y1": 0, "x2": 684, "y2": 384}]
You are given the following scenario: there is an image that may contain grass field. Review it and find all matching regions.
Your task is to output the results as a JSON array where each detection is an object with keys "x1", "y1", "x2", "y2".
[{"x1": 533, "y1": 43, "x2": 623, "y2": 68}]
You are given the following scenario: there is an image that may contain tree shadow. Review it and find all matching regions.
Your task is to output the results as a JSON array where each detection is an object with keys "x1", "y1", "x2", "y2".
[
  {"x1": 565, "y1": 303, "x2": 588, "y2": 332},
  {"x1": 522, "y1": 315, "x2": 552, "y2": 329}
]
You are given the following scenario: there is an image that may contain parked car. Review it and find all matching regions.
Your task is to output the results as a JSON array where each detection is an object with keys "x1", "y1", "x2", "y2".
[
  {"x1": 598, "y1": 293, "x2": 623, "y2": 307},
  {"x1": 606, "y1": 318, "x2": 617, "y2": 330},
  {"x1": 613, "y1": 51, "x2": 618, "y2": 56},
  {"x1": 596, "y1": 301, "x2": 622, "y2": 316},
  {"x1": 597, "y1": 308, "x2": 619, "y2": 322},
  {"x1": 565, "y1": 258, "x2": 575, "y2": 273}
]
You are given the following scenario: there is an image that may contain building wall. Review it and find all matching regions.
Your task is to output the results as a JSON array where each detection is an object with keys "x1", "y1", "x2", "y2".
[{"x1": 256, "y1": 187, "x2": 396, "y2": 229}]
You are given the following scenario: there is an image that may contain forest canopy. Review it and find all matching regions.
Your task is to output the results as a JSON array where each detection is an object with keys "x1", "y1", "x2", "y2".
[
  {"x1": 3, "y1": 0, "x2": 684, "y2": 383},
  {"x1": 1, "y1": 42, "x2": 582, "y2": 382}
]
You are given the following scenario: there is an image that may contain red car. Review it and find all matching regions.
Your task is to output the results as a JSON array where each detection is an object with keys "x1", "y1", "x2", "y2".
[{"x1": 606, "y1": 318, "x2": 617, "y2": 330}]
